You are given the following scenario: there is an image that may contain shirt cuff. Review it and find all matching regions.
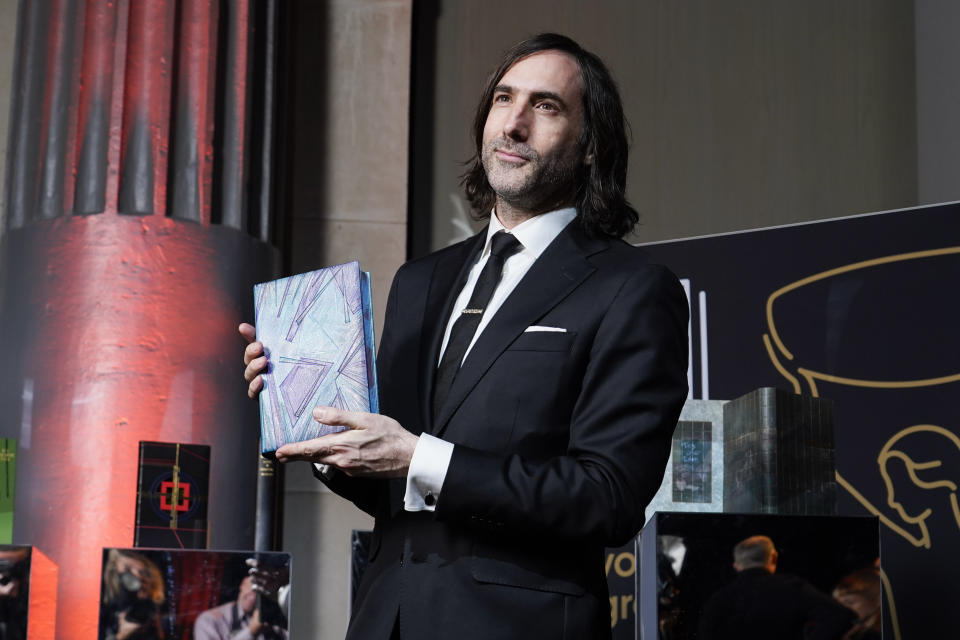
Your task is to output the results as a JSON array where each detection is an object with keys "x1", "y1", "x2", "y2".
[
  {"x1": 312, "y1": 462, "x2": 334, "y2": 480},
  {"x1": 403, "y1": 433, "x2": 454, "y2": 512}
]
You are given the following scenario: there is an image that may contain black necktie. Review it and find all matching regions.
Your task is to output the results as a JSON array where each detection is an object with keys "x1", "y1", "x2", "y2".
[{"x1": 432, "y1": 230, "x2": 523, "y2": 420}]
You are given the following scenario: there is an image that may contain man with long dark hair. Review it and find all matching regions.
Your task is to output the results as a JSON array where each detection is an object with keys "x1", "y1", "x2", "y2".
[
  {"x1": 461, "y1": 33, "x2": 639, "y2": 239},
  {"x1": 242, "y1": 33, "x2": 687, "y2": 639}
]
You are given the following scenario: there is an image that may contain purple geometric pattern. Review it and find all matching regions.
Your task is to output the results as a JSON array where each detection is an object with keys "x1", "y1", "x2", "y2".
[
  {"x1": 334, "y1": 263, "x2": 363, "y2": 317},
  {"x1": 254, "y1": 262, "x2": 378, "y2": 454},
  {"x1": 279, "y1": 359, "x2": 334, "y2": 419}
]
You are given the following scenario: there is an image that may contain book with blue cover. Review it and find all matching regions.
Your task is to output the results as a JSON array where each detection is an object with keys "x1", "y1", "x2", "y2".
[{"x1": 254, "y1": 261, "x2": 378, "y2": 455}]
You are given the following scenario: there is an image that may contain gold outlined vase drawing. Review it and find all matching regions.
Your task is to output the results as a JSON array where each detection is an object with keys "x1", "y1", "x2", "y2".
[{"x1": 762, "y1": 245, "x2": 960, "y2": 640}]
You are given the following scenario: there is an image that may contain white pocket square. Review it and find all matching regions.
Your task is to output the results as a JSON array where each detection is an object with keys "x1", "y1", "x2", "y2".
[{"x1": 524, "y1": 325, "x2": 567, "y2": 333}]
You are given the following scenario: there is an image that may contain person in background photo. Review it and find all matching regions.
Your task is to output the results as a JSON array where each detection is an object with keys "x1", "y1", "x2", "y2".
[
  {"x1": 99, "y1": 550, "x2": 165, "y2": 640},
  {"x1": 698, "y1": 535, "x2": 855, "y2": 640},
  {"x1": 193, "y1": 573, "x2": 288, "y2": 640},
  {"x1": 833, "y1": 566, "x2": 882, "y2": 640}
]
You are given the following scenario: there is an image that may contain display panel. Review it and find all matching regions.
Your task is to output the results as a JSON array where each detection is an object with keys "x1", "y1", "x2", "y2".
[
  {"x1": 0, "y1": 439, "x2": 15, "y2": 544},
  {"x1": 641, "y1": 203, "x2": 960, "y2": 638},
  {"x1": 638, "y1": 512, "x2": 880, "y2": 640},
  {"x1": 134, "y1": 442, "x2": 211, "y2": 549},
  {"x1": 0, "y1": 545, "x2": 58, "y2": 640},
  {"x1": 98, "y1": 548, "x2": 291, "y2": 639}
]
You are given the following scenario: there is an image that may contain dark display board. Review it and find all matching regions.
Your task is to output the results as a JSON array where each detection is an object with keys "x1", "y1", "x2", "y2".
[
  {"x1": 98, "y1": 548, "x2": 290, "y2": 640},
  {"x1": 605, "y1": 542, "x2": 639, "y2": 637},
  {"x1": 135, "y1": 442, "x2": 210, "y2": 549},
  {"x1": 0, "y1": 545, "x2": 57, "y2": 640},
  {"x1": 637, "y1": 512, "x2": 880, "y2": 640},
  {"x1": 641, "y1": 202, "x2": 960, "y2": 639}
]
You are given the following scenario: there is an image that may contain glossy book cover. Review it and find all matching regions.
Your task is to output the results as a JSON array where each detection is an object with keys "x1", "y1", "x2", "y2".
[
  {"x1": 254, "y1": 261, "x2": 378, "y2": 455},
  {"x1": 0, "y1": 438, "x2": 16, "y2": 544},
  {"x1": 134, "y1": 441, "x2": 211, "y2": 549}
]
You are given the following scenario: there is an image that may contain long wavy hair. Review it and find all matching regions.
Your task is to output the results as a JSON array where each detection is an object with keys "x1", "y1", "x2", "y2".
[{"x1": 461, "y1": 33, "x2": 638, "y2": 239}]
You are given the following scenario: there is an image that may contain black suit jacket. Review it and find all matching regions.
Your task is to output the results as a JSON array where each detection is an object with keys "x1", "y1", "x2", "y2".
[{"x1": 323, "y1": 221, "x2": 689, "y2": 639}]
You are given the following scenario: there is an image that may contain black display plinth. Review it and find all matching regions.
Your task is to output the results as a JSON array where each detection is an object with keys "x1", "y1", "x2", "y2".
[{"x1": 637, "y1": 512, "x2": 880, "y2": 640}]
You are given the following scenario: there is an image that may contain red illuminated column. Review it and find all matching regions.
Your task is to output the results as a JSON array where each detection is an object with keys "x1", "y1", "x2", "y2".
[{"x1": 0, "y1": 1, "x2": 280, "y2": 638}]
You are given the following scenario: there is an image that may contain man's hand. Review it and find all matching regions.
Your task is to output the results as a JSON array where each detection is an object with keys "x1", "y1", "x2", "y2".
[
  {"x1": 245, "y1": 558, "x2": 289, "y2": 597},
  {"x1": 247, "y1": 608, "x2": 263, "y2": 636},
  {"x1": 0, "y1": 579, "x2": 18, "y2": 598},
  {"x1": 275, "y1": 407, "x2": 418, "y2": 478},
  {"x1": 115, "y1": 611, "x2": 144, "y2": 640},
  {"x1": 240, "y1": 322, "x2": 267, "y2": 398}
]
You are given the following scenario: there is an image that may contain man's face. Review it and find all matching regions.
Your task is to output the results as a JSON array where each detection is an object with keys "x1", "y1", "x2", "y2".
[
  {"x1": 481, "y1": 50, "x2": 587, "y2": 213},
  {"x1": 238, "y1": 576, "x2": 257, "y2": 614},
  {"x1": 115, "y1": 554, "x2": 151, "y2": 599}
]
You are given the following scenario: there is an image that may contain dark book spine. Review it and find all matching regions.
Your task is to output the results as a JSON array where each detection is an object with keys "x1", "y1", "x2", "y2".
[
  {"x1": 255, "y1": 452, "x2": 283, "y2": 550},
  {"x1": 134, "y1": 442, "x2": 147, "y2": 546}
]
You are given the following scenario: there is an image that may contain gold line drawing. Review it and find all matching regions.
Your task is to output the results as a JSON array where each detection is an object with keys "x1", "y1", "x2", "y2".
[
  {"x1": 877, "y1": 425, "x2": 960, "y2": 545},
  {"x1": 878, "y1": 567, "x2": 902, "y2": 640},
  {"x1": 762, "y1": 333, "x2": 801, "y2": 394},
  {"x1": 766, "y1": 246, "x2": 960, "y2": 394},
  {"x1": 763, "y1": 245, "x2": 960, "y2": 546},
  {"x1": 836, "y1": 471, "x2": 927, "y2": 549},
  {"x1": 762, "y1": 245, "x2": 960, "y2": 640},
  {"x1": 765, "y1": 245, "x2": 960, "y2": 373}
]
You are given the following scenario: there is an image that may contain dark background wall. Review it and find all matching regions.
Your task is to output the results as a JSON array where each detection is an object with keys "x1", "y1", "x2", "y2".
[{"x1": 409, "y1": 0, "x2": 924, "y2": 255}]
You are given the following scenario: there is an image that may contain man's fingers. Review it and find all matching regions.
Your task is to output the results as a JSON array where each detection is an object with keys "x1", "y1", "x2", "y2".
[
  {"x1": 240, "y1": 324, "x2": 266, "y2": 398},
  {"x1": 247, "y1": 375, "x2": 263, "y2": 398},
  {"x1": 243, "y1": 341, "x2": 264, "y2": 366},
  {"x1": 312, "y1": 406, "x2": 368, "y2": 430},
  {"x1": 239, "y1": 322, "x2": 257, "y2": 343},
  {"x1": 244, "y1": 355, "x2": 267, "y2": 382},
  {"x1": 276, "y1": 437, "x2": 335, "y2": 462}
]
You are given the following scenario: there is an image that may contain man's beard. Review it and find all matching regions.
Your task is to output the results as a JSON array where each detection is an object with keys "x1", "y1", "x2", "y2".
[{"x1": 481, "y1": 137, "x2": 582, "y2": 213}]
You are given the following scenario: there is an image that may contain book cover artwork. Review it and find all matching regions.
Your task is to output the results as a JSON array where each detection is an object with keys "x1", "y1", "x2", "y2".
[
  {"x1": 255, "y1": 261, "x2": 378, "y2": 455},
  {"x1": 134, "y1": 441, "x2": 211, "y2": 549},
  {"x1": 0, "y1": 438, "x2": 16, "y2": 544}
]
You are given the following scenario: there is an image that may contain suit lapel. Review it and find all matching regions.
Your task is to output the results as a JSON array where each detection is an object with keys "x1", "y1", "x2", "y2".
[
  {"x1": 432, "y1": 224, "x2": 609, "y2": 436},
  {"x1": 418, "y1": 231, "x2": 485, "y2": 432}
]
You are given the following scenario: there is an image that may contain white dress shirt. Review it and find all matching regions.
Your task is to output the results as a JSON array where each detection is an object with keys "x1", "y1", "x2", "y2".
[{"x1": 403, "y1": 207, "x2": 577, "y2": 511}]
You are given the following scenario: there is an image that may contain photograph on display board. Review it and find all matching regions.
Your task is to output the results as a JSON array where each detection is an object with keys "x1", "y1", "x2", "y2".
[
  {"x1": 638, "y1": 512, "x2": 880, "y2": 640},
  {"x1": 0, "y1": 546, "x2": 30, "y2": 640},
  {"x1": 0, "y1": 439, "x2": 15, "y2": 545},
  {"x1": 98, "y1": 548, "x2": 291, "y2": 640}
]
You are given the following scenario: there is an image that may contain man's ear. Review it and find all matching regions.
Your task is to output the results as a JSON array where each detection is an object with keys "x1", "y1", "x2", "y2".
[{"x1": 584, "y1": 153, "x2": 595, "y2": 165}]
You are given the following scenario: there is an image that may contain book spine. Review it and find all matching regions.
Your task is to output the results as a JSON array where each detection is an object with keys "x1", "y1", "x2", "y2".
[
  {"x1": 255, "y1": 452, "x2": 283, "y2": 551},
  {"x1": 133, "y1": 442, "x2": 146, "y2": 546},
  {"x1": 757, "y1": 387, "x2": 779, "y2": 513},
  {"x1": 361, "y1": 271, "x2": 380, "y2": 413}
]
